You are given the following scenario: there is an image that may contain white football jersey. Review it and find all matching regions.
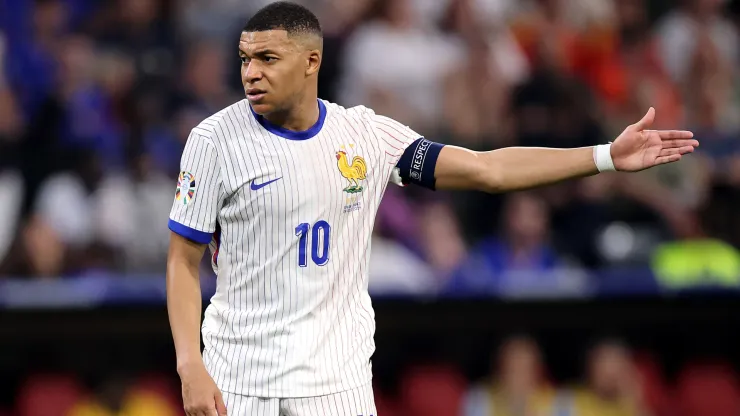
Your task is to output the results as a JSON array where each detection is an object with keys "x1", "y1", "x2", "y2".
[{"x1": 168, "y1": 99, "x2": 421, "y2": 397}]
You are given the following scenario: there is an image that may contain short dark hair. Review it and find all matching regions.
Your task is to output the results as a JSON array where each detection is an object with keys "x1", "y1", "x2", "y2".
[{"x1": 243, "y1": 2, "x2": 322, "y2": 38}]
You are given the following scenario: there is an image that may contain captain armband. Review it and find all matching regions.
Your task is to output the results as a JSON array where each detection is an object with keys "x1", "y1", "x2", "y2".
[{"x1": 391, "y1": 138, "x2": 445, "y2": 190}]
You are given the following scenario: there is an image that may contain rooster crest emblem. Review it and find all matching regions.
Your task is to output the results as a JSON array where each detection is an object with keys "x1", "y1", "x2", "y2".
[{"x1": 336, "y1": 146, "x2": 367, "y2": 194}]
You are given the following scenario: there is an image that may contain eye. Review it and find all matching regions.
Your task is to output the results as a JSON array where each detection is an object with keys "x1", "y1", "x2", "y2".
[
  {"x1": 264, "y1": 56, "x2": 277, "y2": 63},
  {"x1": 240, "y1": 56, "x2": 249, "y2": 64}
]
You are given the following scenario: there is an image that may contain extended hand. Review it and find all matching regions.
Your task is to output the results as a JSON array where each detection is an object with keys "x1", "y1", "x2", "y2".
[{"x1": 611, "y1": 107, "x2": 698, "y2": 172}]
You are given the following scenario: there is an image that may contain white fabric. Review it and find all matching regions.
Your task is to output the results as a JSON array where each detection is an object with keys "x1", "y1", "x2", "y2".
[
  {"x1": 339, "y1": 22, "x2": 464, "y2": 126},
  {"x1": 656, "y1": 11, "x2": 739, "y2": 83},
  {"x1": 169, "y1": 99, "x2": 420, "y2": 397},
  {"x1": 594, "y1": 144, "x2": 616, "y2": 172},
  {"x1": 222, "y1": 383, "x2": 376, "y2": 416}
]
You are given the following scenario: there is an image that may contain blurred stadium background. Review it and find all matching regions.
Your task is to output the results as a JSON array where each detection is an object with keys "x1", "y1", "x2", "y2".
[{"x1": 2, "y1": 0, "x2": 740, "y2": 414}]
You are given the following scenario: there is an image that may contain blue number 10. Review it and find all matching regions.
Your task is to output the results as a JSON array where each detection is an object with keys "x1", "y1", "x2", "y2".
[{"x1": 295, "y1": 220, "x2": 331, "y2": 267}]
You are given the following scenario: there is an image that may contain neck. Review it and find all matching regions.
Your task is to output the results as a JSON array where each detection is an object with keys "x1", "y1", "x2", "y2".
[{"x1": 263, "y1": 89, "x2": 319, "y2": 132}]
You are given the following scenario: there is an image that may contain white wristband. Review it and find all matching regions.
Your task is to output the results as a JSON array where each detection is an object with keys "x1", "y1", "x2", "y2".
[{"x1": 593, "y1": 143, "x2": 616, "y2": 172}]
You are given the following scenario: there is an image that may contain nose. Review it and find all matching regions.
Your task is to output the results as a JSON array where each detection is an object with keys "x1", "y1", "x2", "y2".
[{"x1": 243, "y1": 61, "x2": 262, "y2": 83}]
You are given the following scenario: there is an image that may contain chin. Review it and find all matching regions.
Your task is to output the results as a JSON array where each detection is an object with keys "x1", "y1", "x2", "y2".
[{"x1": 248, "y1": 101, "x2": 274, "y2": 115}]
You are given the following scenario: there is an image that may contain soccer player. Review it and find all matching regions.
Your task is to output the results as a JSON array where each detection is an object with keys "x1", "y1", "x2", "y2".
[{"x1": 166, "y1": 2, "x2": 698, "y2": 416}]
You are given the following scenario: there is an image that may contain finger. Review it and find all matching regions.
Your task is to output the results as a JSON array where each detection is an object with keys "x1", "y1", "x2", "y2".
[
  {"x1": 659, "y1": 148, "x2": 682, "y2": 157},
  {"x1": 661, "y1": 139, "x2": 700, "y2": 149},
  {"x1": 215, "y1": 392, "x2": 228, "y2": 416},
  {"x1": 660, "y1": 145, "x2": 696, "y2": 156},
  {"x1": 656, "y1": 154, "x2": 682, "y2": 165},
  {"x1": 632, "y1": 107, "x2": 655, "y2": 131},
  {"x1": 654, "y1": 130, "x2": 694, "y2": 140},
  {"x1": 659, "y1": 146, "x2": 695, "y2": 157}
]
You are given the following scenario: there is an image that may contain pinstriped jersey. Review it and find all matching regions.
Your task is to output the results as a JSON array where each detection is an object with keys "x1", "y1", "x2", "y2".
[{"x1": 168, "y1": 99, "x2": 420, "y2": 397}]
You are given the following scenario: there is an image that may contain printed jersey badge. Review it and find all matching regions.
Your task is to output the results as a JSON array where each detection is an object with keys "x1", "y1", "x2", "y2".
[
  {"x1": 336, "y1": 145, "x2": 366, "y2": 213},
  {"x1": 176, "y1": 171, "x2": 196, "y2": 205}
]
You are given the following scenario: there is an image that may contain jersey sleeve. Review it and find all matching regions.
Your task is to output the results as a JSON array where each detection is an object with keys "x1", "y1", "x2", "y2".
[
  {"x1": 369, "y1": 112, "x2": 445, "y2": 190},
  {"x1": 370, "y1": 113, "x2": 423, "y2": 166},
  {"x1": 168, "y1": 131, "x2": 222, "y2": 244}
]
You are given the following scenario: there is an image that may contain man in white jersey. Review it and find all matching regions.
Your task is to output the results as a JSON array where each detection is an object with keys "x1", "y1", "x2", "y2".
[{"x1": 166, "y1": 2, "x2": 698, "y2": 416}]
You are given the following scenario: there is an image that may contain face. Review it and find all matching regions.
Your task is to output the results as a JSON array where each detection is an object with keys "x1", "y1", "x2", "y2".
[
  {"x1": 498, "y1": 338, "x2": 541, "y2": 395},
  {"x1": 239, "y1": 30, "x2": 321, "y2": 115},
  {"x1": 588, "y1": 343, "x2": 633, "y2": 398},
  {"x1": 504, "y1": 193, "x2": 549, "y2": 245}
]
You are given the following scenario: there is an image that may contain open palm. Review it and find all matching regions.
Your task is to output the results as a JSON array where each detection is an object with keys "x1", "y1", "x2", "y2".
[{"x1": 611, "y1": 107, "x2": 699, "y2": 172}]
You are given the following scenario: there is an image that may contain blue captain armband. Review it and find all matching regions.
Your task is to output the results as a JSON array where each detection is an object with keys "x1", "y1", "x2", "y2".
[{"x1": 394, "y1": 138, "x2": 445, "y2": 190}]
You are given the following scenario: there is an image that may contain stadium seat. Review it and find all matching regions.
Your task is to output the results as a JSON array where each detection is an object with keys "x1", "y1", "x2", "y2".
[
  {"x1": 633, "y1": 353, "x2": 673, "y2": 416},
  {"x1": 676, "y1": 361, "x2": 740, "y2": 416},
  {"x1": 129, "y1": 372, "x2": 181, "y2": 406},
  {"x1": 399, "y1": 364, "x2": 467, "y2": 416},
  {"x1": 15, "y1": 373, "x2": 85, "y2": 416},
  {"x1": 123, "y1": 372, "x2": 183, "y2": 416}
]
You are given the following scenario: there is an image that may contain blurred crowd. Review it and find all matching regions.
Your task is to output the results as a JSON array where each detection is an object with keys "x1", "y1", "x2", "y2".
[
  {"x1": 6, "y1": 335, "x2": 740, "y2": 416},
  {"x1": 2, "y1": 0, "x2": 740, "y2": 294},
  {"x1": 392, "y1": 336, "x2": 740, "y2": 416}
]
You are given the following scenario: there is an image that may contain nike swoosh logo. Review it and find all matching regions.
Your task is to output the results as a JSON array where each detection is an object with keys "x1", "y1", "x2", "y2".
[{"x1": 250, "y1": 177, "x2": 282, "y2": 190}]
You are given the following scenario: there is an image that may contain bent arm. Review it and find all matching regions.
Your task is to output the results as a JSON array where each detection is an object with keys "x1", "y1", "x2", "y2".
[
  {"x1": 434, "y1": 145, "x2": 598, "y2": 193},
  {"x1": 167, "y1": 232, "x2": 208, "y2": 374}
]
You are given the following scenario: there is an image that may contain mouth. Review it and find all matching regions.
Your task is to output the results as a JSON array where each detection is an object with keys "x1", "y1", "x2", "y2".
[{"x1": 246, "y1": 88, "x2": 267, "y2": 102}]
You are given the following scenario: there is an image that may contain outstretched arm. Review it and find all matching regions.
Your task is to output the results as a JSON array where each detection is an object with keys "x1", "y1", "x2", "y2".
[{"x1": 433, "y1": 108, "x2": 698, "y2": 193}]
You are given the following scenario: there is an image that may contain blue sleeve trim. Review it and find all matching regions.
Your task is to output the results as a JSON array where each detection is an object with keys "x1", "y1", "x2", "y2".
[
  {"x1": 395, "y1": 138, "x2": 445, "y2": 190},
  {"x1": 168, "y1": 219, "x2": 213, "y2": 244}
]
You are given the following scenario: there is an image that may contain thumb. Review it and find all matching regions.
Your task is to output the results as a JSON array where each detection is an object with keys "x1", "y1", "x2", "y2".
[
  {"x1": 215, "y1": 391, "x2": 228, "y2": 416},
  {"x1": 631, "y1": 107, "x2": 655, "y2": 131}
]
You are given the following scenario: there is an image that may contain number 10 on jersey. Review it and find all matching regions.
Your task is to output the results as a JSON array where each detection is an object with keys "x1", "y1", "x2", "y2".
[{"x1": 295, "y1": 220, "x2": 331, "y2": 267}]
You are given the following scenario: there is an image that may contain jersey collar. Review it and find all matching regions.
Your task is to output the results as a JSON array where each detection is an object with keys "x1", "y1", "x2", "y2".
[{"x1": 249, "y1": 99, "x2": 327, "y2": 141}]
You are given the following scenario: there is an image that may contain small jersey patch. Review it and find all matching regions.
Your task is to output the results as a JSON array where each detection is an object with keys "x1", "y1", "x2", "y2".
[
  {"x1": 336, "y1": 145, "x2": 367, "y2": 213},
  {"x1": 176, "y1": 171, "x2": 196, "y2": 205}
]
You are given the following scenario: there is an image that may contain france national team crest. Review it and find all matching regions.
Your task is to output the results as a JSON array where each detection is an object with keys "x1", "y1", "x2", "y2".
[
  {"x1": 176, "y1": 171, "x2": 196, "y2": 205},
  {"x1": 335, "y1": 145, "x2": 366, "y2": 213}
]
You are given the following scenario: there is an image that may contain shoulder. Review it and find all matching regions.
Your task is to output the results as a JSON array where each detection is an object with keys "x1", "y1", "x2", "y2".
[
  {"x1": 322, "y1": 99, "x2": 412, "y2": 132},
  {"x1": 321, "y1": 99, "x2": 384, "y2": 135},
  {"x1": 322, "y1": 99, "x2": 376, "y2": 121},
  {"x1": 190, "y1": 100, "x2": 252, "y2": 144}
]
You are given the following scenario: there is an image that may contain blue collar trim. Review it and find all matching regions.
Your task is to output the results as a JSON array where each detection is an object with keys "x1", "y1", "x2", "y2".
[{"x1": 250, "y1": 99, "x2": 326, "y2": 141}]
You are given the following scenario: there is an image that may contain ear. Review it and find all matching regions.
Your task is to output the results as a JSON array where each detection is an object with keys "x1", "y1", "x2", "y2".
[{"x1": 306, "y1": 49, "x2": 321, "y2": 76}]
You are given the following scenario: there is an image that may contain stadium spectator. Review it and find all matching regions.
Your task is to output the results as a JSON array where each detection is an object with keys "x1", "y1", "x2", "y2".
[
  {"x1": 339, "y1": 0, "x2": 464, "y2": 133},
  {"x1": 561, "y1": 339, "x2": 652, "y2": 416},
  {"x1": 462, "y1": 335, "x2": 559, "y2": 416},
  {"x1": 444, "y1": 192, "x2": 585, "y2": 296},
  {"x1": 655, "y1": 0, "x2": 740, "y2": 131},
  {"x1": 0, "y1": 0, "x2": 738, "y2": 290}
]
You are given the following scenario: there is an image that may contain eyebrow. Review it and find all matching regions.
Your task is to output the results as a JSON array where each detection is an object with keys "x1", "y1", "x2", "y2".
[{"x1": 238, "y1": 48, "x2": 280, "y2": 56}]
